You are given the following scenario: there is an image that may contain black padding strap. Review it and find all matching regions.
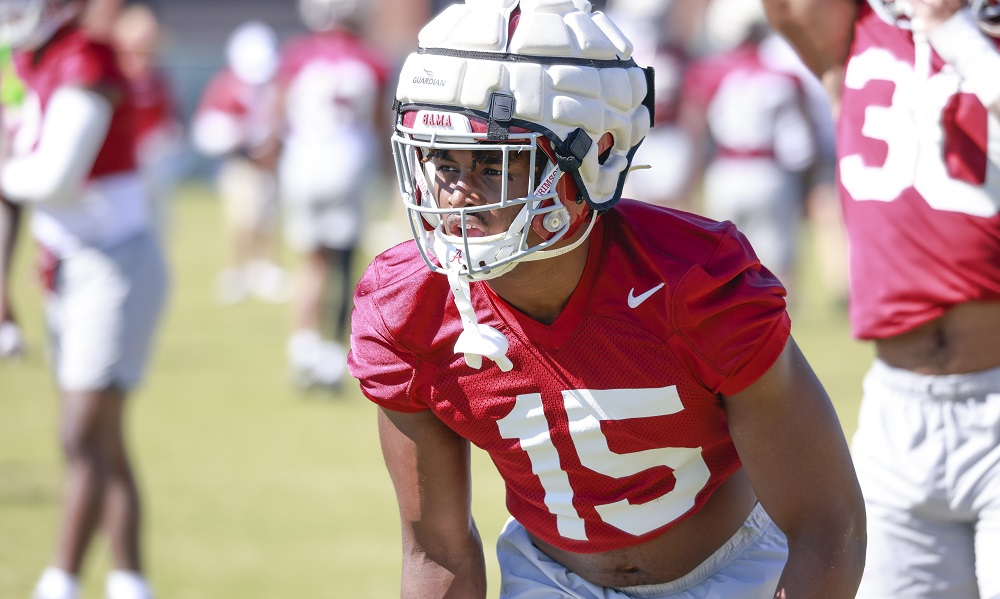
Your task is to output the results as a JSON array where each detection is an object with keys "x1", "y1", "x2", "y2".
[
  {"x1": 554, "y1": 128, "x2": 592, "y2": 172},
  {"x1": 642, "y1": 67, "x2": 655, "y2": 127},
  {"x1": 487, "y1": 92, "x2": 515, "y2": 141}
]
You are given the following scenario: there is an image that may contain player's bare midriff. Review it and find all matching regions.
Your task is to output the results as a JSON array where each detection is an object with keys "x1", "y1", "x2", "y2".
[
  {"x1": 526, "y1": 467, "x2": 759, "y2": 588},
  {"x1": 875, "y1": 301, "x2": 1000, "y2": 375}
]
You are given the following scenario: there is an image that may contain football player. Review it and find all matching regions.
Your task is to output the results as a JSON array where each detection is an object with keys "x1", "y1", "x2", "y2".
[
  {"x1": 680, "y1": 0, "x2": 818, "y2": 301},
  {"x1": 191, "y1": 21, "x2": 288, "y2": 306},
  {"x1": 0, "y1": 1, "x2": 168, "y2": 599},
  {"x1": 605, "y1": 0, "x2": 696, "y2": 211},
  {"x1": 111, "y1": 4, "x2": 184, "y2": 241},
  {"x1": 347, "y1": 1, "x2": 866, "y2": 597},
  {"x1": 276, "y1": 0, "x2": 390, "y2": 390},
  {"x1": 764, "y1": 0, "x2": 1000, "y2": 597}
]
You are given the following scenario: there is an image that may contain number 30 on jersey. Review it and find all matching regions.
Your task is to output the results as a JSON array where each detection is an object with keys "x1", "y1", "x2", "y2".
[{"x1": 839, "y1": 47, "x2": 1000, "y2": 218}]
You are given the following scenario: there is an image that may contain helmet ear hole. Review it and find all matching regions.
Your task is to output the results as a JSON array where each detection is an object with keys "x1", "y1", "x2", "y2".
[{"x1": 597, "y1": 132, "x2": 614, "y2": 165}]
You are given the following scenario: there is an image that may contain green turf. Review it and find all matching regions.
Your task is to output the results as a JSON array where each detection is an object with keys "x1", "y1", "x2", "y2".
[{"x1": 0, "y1": 182, "x2": 870, "y2": 598}]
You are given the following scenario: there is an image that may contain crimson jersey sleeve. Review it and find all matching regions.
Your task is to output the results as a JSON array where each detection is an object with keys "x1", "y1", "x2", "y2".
[
  {"x1": 196, "y1": 70, "x2": 244, "y2": 117},
  {"x1": 672, "y1": 223, "x2": 791, "y2": 397},
  {"x1": 348, "y1": 244, "x2": 439, "y2": 413},
  {"x1": 54, "y1": 43, "x2": 111, "y2": 89},
  {"x1": 680, "y1": 56, "x2": 723, "y2": 110},
  {"x1": 350, "y1": 291, "x2": 423, "y2": 413}
]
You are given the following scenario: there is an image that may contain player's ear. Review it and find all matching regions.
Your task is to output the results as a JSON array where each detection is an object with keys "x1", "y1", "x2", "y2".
[{"x1": 597, "y1": 132, "x2": 614, "y2": 163}]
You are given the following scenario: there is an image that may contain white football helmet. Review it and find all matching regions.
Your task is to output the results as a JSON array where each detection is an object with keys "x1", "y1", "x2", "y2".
[
  {"x1": 705, "y1": 0, "x2": 768, "y2": 51},
  {"x1": 225, "y1": 21, "x2": 279, "y2": 86},
  {"x1": 0, "y1": 0, "x2": 80, "y2": 50},
  {"x1": 392, "y1": 0, "x2": 654, "y2": 283},
  {"x1": 298, "y1": 0, "x2": 365, "y2": 32}
]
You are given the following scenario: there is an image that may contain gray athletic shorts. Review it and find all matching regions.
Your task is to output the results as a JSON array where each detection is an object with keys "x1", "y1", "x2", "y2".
[
  {"x1": 852, "y1": 359, "x2": 1000, "y2": 599},
  {"x1": 45, "y1": 232, "x2": 168, "y2": 391},
  {"x1": 496, "y1": 502, "x2": 787, "y2": 599},
  {"x1": 278, "y1": 139, "x2": 372, "y2": 253}
]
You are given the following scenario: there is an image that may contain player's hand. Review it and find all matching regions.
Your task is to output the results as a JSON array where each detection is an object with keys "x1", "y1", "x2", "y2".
[
  {"x1": 0, "y1": 319, "x2": 26, "y2": 363},
  {"x1": 912, "y1": 0, "x2": 969, "y2": 31}
]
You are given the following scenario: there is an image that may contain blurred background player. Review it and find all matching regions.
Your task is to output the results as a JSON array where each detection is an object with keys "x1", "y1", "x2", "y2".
[
  {"x1": 191, "y1": 20, "x2": 288, "y2": 306},
  {"x1": 111, "y1": 3, "x2": 185, "y2": 241},
  {"x1": 0, "y1": 1, "x2": 169, "y2": 598},
  {"x1": 766, "y1": 0, "x2": 1000, "y2": 597},
  {"x1": 757, "y1": 25, "x2": 848, "y2": 311},
  {"x1": 277, "y1": 0, "x2": 390, "y2": 391},
  {"x1": 607, "y1": 0, "x2": 696, "y2": 211},
  {"x1": 679, "y1": 0, "x2": 817, "y2": 298},
  {"x1": 0, "y1": 41, "x2": 27, "y2": 361}
]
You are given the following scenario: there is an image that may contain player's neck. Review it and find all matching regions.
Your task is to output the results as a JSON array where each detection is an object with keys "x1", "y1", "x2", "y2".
[{"x1": 486, "y1": 237, "x2": 590, "y2": 325}]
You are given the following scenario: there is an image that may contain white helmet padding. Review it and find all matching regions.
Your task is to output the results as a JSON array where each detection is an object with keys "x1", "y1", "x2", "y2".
[{"x1": 395, "y1": 0, "x2": 654, "y2": 213}]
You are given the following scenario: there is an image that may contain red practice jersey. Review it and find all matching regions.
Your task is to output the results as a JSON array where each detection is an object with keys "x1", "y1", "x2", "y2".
[
  {"x1": 195, "y1": 68, "x2": 276, "y2": 155},
  {"x1": 349, "y1": 200, "x2": 790, "y2": 553},
  {"x1": 838, "y1": 2, "x2": 1000, "y2": 339},
  {"x1": 128, "y1": 68, "x2": 175, "y2": 144},
  {"x1": 683, "y1": 43, "x2": 808, "y2": 162},
  {"x1": 277, "y1": 29, "x2": 389, "y2": 141},
  {"x1": 14, "y1": 26, "x2": 137, "y2": 178}
]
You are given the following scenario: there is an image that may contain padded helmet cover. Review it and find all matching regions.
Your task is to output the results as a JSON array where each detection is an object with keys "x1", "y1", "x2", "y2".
[{"x1": 395, "y1": 0, "x2": 653, "y2": 212}]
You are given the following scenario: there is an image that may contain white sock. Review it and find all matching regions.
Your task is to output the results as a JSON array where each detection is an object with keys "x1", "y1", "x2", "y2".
[
  {"x1": 313, "y1": 340, "x2": 347, "y2": 385},
  {"x1": 33, "y1": 568, "x2": 78, "y2": 599},
  {"x1": 106, "y1": 570, "x2": 154, "y2": 599}
]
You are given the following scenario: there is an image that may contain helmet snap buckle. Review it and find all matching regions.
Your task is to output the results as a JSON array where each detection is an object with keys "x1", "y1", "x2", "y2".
[
  {"x1": 555, "y1": 128, "x2": 592, "y2": 172},
  {"x1": 543, "y1": 208, "x2": 569, "y2": 233}
]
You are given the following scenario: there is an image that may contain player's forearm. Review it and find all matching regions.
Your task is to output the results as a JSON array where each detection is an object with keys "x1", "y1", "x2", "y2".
[
  {"x1": 773, "y1": 529, "x2": 866, "y2": 598},
  {"x1": 399, "y1": 545, "x2": 487, "y2": 599}
]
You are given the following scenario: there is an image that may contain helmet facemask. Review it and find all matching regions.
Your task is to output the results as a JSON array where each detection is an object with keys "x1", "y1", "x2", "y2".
[{"x1": 393, "y1": 107, "x2": 593, "y2": 284}]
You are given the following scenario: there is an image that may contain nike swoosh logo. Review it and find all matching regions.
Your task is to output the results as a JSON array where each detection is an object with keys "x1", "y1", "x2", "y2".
[{"x1": 628, "y1": 283, "x2": 665, "y2": 309}]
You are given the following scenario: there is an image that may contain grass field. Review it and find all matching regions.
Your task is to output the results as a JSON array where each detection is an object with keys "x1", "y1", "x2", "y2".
[{"x1": 0, "y1": 181, "x2": 872, "y2": 598}]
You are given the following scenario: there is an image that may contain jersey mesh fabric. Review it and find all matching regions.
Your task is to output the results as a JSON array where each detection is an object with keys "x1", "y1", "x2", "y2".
[{"x1": 349, "y1": 200, "x2": 790, "y2": 553}]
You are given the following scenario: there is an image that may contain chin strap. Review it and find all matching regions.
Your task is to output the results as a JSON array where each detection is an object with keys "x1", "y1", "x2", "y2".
[{"x1": 446, "y1": 268, "x2": 513, "y2": 372}]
